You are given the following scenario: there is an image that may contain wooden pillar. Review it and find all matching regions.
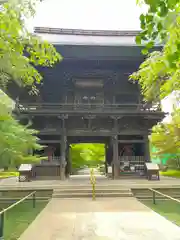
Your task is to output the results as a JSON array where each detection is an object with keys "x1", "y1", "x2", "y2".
[
  {"x1": 66, "y1": 144, "x2": 72, "y2": 178},
  {"x1": 112, "y1": 117, "x2": 119, "y2": 179},
  {"x1": 105, "y1": 144, "x2": 108, "y2": 175},
  {"x1": 60, "y1": 117, "x2": 67, "y2": 180},
  {"x1": 144, "y1": 134, "x2": 150, "y2": 162},
  {"x1": 69, "y1": 145, "x2": 72, "y2": 176},
  {"x1": 112, "y1": 135, "x2": 119, "y2": 179}
]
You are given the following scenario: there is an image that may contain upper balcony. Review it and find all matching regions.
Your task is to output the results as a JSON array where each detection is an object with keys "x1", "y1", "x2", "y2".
[{"x1": 16, "y1": 102, "x2": 163, "y2": 117}]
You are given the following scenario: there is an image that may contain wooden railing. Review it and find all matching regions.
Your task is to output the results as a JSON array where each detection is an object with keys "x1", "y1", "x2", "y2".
[
  {"x1": 16, "y1": 102, "x2": 161, "y2": 113},
  {"x1": 120, "y1": 156, "x2": 145, "y2": 163},
  {"x1": 0, "y1": 191, "x2": 36, "y2": 239},
  {"x1": 149, "y1": 188, "x2": 180, "y2": 205}
]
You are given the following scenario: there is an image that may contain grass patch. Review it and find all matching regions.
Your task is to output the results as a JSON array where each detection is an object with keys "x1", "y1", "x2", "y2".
[
  {"x1": 141, "y1": 199, "x2": 180, "y2": 226},
  {"x1": 160, "y1": 169, "x2": 180, "y2": 178},
  {"x1": 2, "y1": 200, "x2": 48, "y2": 240},
  {"x1": 0, "y1": 171, "x2": 18, "y2": 179}
]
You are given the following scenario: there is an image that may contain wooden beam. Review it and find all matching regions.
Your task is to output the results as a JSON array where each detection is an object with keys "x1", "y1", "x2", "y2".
[
  {"x1": 38, "y1": 140, "x2": 59, "y2": 143},
  {"x1": 118, "y1": 140, "x2": 144, "y2": 143},
  {"x1": 38, "y1": 130, "x2": 61, "y2": 135},
  {"x1": 119, "y1": 130, "x2": 146, "y2": 135},
  {"x1": 67, "y1": 130, "x2": 112, "y2": 136}
]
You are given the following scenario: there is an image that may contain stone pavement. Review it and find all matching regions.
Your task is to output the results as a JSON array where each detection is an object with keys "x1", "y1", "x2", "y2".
[{"x1": 19, "y1": 197, "x2": 180, "y2": 240}]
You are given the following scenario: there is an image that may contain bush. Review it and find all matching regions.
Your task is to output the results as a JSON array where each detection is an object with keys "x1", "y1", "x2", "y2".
[
  {"x1": 167, "y1": 157, "x2": 180, "y2": 170},
  {"x1": 159, "y1": 164, "x2": 168, "y2": 172}
]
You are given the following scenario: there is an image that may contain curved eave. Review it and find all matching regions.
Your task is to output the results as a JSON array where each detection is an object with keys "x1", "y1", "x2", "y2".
[
  {"x1": 37, "y1": 32, "x2": 139, "y2": 46},
  {"x1": 34, "y1": 27, "x2": 163, "y2": 48},
  {"x1": 37, "y1": 32, "x2": 163, "y2": 49}
]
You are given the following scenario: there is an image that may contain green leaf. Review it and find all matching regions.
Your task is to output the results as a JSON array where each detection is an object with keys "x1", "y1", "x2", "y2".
[
  {"x1": 146, "y1": 14, "x2": 154, "y2": 23},
  {"x1": 147, "y1": 23, "x2": 154, "y2": 33},
  {"x1": 152, "y1": 31, "x2": 159, "y2": 39},
  {"x1": 149, "y1": 4, "x2": 157, "y2": 12},
  {"x1": 140, "y1": 14, "x2": 145, "y2": 22},
  {"x1": 146, "y1": 41, "x2": 154, "y2": 49},
  {"x1": 141, "y1": 48, "x2": 149, "y2": 55},
  {"x1": 139, "y1": 30, "x2": 149, "y2": 41},
  {"x1": 136, "y1": 35, "x2": 142, "y2": 45},
  {"x1": 157, "y1": 22, "x2": 163, "y2": 31},
  {"x1": 167, "y1": 0, "x2": 179, "y2": 9},
  {"x1": 158, "y1": 2, "x2": 168, "y2": 16},
  {"x1": 140, "y1": 22, "x2": 146, "y2": 29},
  {"x1": 145, "y1": 0, "x2": 160, "y2": 5}
]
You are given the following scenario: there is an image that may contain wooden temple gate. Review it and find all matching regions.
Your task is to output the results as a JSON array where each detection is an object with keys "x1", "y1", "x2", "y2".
[{"x1": 11, "y1": 28, "x2": 164, "y2": 180}]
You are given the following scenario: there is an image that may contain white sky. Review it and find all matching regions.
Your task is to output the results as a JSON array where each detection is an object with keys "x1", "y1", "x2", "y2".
[
  {"x1": 29, "y1": 0, "x2": 146, "y2": 30},
  {"x1": 28, "y1": 0, "x2": 176, "y2": 116}
]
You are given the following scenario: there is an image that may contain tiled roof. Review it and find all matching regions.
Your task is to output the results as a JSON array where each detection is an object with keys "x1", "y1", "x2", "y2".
[{"x1": 34, "y1": 27, "x2": 140, "y2": 37}]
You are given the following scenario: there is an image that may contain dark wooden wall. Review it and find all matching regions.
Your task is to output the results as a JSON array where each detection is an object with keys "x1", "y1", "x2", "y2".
[{"x1": 18, "y1": 59, "x2": 141, "y2": 105}]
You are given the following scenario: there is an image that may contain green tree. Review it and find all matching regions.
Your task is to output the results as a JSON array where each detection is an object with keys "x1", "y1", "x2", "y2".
[
  {"x1": 0, "y1": 94, "x2": 45, "y2": 168},
  {"x1": 0, "y1": 0, "x2": 61, "y2": 93},
  {"x1": 131, "y1": 0, "x2": 180, "y2": 102},
  {"x1": 85, "y1": 144, "x2": 105, "y2": 166},
  {"x1": 150, "y1": 109, "x2": 180, "y2": 155},
  {"x1": 136, "y1": 0, "x2": 179, "y2": 49},
  {"x1": 70, "y1": 144, "x2": 86, "y2": 171},
  {"x1": 0, "y1": 0, "x2": 60, "y2": 168},
  {"x1": 150, "y1": 108, "x2": 180, "y2": 167},
  {"x1": 70, "y1": 144, "x2": 105, "y2": 171},
  {"x1": 130, "y1": 1, "x2": 180, "y2": 157}
]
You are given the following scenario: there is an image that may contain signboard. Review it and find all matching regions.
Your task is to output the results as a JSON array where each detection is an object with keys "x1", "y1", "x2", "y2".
[
  {"x1": 108, "y1": 166, "x2": 112, "y2": 174},
  {"x1": 145, "y1": 163, "x2": 159, "y2": 170},
  {"x1": 18, "y1": 164, "x2": 32, "y2": 172}
]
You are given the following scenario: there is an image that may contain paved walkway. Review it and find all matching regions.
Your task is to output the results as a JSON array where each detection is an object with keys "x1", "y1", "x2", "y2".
[{"x1": 19, "y1": 198, "x2": 180, "y2": 240}]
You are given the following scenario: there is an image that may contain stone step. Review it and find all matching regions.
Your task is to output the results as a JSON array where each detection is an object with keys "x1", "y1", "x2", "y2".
[
  {"x1": 52, "y1": 187, "x2": 133, "y2": 198},
  {"x1": 52, "y1": 185, "x2": 131, "y2": 190},
  {"x1": 52, "y1": 192, "x2": 133, "y2": 198},
  {"x1": 53, "y1": 188, "x2": 131, "y2": 194}
]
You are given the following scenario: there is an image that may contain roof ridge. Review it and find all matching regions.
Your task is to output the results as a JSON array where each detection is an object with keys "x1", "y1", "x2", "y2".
[{"x1": 34, "y1": 27, "x2": 140, "y2": 37}]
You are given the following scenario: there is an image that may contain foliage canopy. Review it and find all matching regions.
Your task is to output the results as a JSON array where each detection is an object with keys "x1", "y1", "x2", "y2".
[
  {"x1": 132, "y1": 1, "x2": 180, "y2": 157},
  {"x1": 70, "y1": 144, "x2": 105, "y2": 171},
  {"x1": 131, "y1": 0, "x2": 180, "y2": 102},
  {"x1": 0, "y1": 94, "x2": 44, "y2": 168},
  {"x1": 0, "y1": 0, "x2": 60, "y2": 168},
  {"x1": 0, "y1": 0, "x2": 61, "y2": 94},
  {"x1": 150, "y1": 109, "x2": 180, "y2": 156}
]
